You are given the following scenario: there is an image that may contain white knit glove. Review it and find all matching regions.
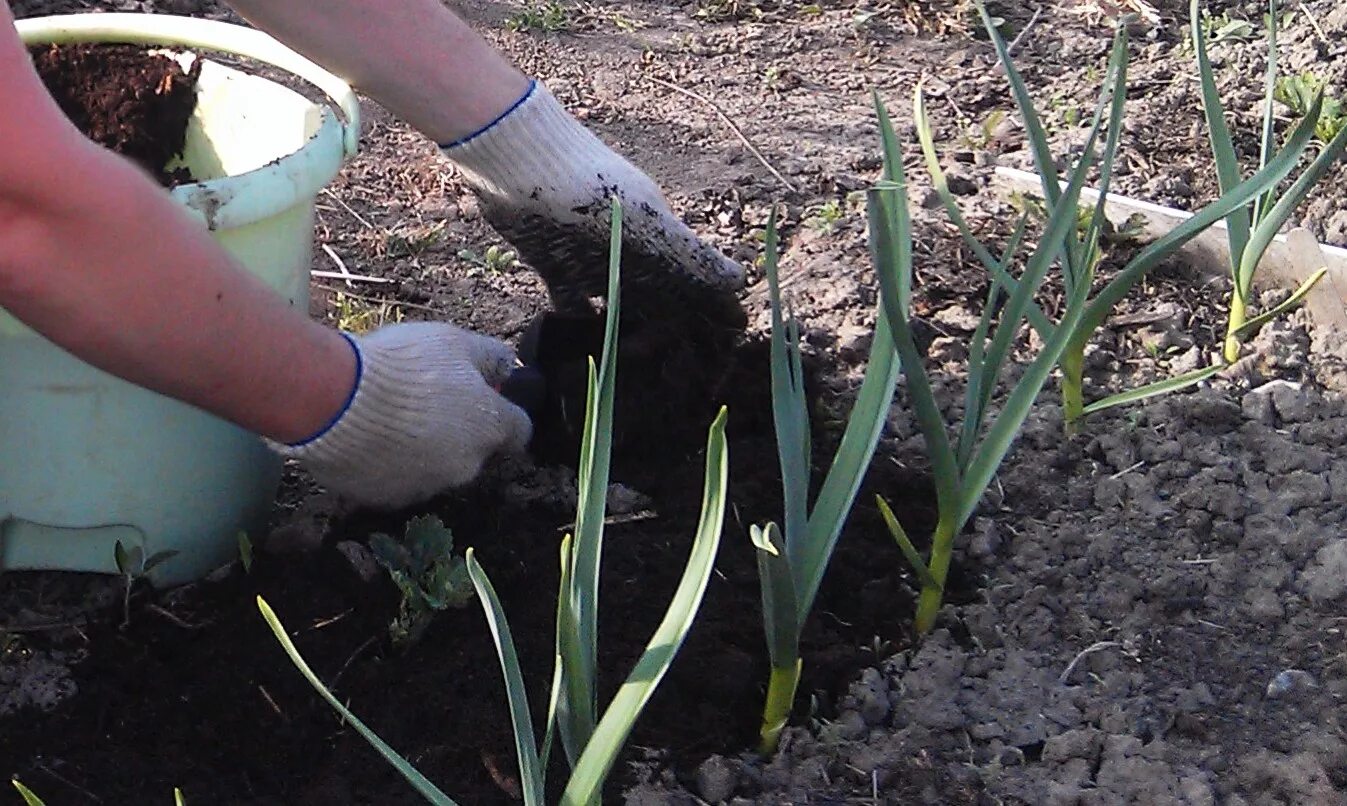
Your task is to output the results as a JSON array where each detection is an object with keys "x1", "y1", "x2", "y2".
[
  {"x1": 441, "y1": 80, "x2": 747, "y2": 328},
  {"x1": 269, "y1": 323, "x2": 533, "y2": 509}
]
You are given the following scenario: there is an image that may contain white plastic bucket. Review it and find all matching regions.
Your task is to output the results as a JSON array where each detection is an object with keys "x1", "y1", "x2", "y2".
[{"x1": 1, "y1": 14, "x2": 361, "y2": 586}]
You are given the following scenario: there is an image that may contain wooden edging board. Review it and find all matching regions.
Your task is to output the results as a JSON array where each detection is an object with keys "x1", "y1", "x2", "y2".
[{"x1": 992, "y1": 165, "x2": 1347, "y2": 331}]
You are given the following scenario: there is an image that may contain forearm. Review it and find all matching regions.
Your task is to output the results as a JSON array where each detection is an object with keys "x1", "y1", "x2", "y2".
[
  {"x1": 0, "y1": 137, "x2": 355, "y2": 444},
  {"x1": 223, "y1": 0, "x2": 529, "y2": 144}
]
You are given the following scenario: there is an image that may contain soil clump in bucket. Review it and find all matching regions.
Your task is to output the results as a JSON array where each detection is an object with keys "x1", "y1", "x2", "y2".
[{"x1": 29, "y1": 43, "x2": 201, "y2": 186}]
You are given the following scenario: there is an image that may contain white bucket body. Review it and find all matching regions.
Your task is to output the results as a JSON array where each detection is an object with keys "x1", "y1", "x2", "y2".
[{"x1": 1, "y1": 16, "x2": 359, "y2": 586}]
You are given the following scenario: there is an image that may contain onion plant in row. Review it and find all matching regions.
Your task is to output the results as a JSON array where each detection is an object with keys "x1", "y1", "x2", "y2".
[
  {"x1": 872, "y1": 53, "x2": 1119, "y2": 635},
  {"x1": 258, "y1": 198, "x2": 731, "y2": 805},
  {"x1": 1189, "y1": 0, "x2": 1347, "y2": 363},
  {"x1": 920, "y1": 3, "x2": 1333, "y2": 432},
  {"x1": 748, "y1": 169, "x2": 902, "y2": 753}
]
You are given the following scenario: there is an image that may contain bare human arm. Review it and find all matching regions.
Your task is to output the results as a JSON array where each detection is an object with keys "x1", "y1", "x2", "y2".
[
  {"x1": 0, "y1": 3, "x2": 531, "y2": 508},
  {"x1": 223, "y1": 0, "x2": 748, "y2": 325},
  {"x1": 0, "y1": 0, "x2": 355, "y2": 445}
]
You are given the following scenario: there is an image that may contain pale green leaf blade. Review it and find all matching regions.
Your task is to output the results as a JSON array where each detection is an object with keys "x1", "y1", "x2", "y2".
[
  {"x1": 764, "y1": 209, "x2": 811, "y2": 552},
  {"x1": 256, "y1": 597, "x2": 458, "y2": 806},
  {"x1": 11, "y1": 780, "x2": 45, "y2": 806},
  {"x1": 1191, "y1": 0, "x2": 1252, "y2": 264},
  {"x1": 466, "y1": 550, "x2": 546, "y2": 806},
  {"x1": 561, "y1": 407, "x2": 730, "y2": 806},
  {"x1": 867, "y1": 185, "x2": 960, "y2": 532},
  {"x1": 875, "y1": 495, "x2": 940, "y2": 591},
  {"x1": 1231, "y1": 267, "x2": 1328, "y2": 340},
  {"x1": 570, "y1": 197, "x2": 626, "y2": 749},
  {"x1": 1081, "y1": 364, "x2": 1225, "y2": 417},
  {"x1": 751, "y1": 522, "x2": 800, "y2": 668}
]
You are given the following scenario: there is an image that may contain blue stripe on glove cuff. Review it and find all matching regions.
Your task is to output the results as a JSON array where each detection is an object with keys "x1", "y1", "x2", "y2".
[
  {"x1": 285, "y1": 331, "x2": 364, "y2": 448},
  {"x1": 438, "y1": 78, "x2": 540, "y2": 150}
]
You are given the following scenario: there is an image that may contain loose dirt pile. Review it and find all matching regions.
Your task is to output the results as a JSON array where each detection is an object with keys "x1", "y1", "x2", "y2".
[{"x1": 29, "y1": 42, "x2": 199, "y2": 185}]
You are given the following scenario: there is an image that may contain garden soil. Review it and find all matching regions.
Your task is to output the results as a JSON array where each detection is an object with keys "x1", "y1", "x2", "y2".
[
  {"x1": 4, "y1": 1, "x2": 1347, "y2": 804},
  {"x1": 29, "y1": 42, "x2": 200, "y2": 186}
]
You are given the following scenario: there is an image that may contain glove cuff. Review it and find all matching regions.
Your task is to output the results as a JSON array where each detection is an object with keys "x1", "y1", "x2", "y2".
[
  {"x1": 438, "y1": 79, "x2": 615, "y2": 198},
  {"x1": 267, "y1": 333, "x2": 426, "y2": 466}
]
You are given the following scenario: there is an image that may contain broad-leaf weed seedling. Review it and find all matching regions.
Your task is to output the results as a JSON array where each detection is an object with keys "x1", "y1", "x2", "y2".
[
  {"x1": 504, "y1": 1, "x2": 574, "y2": 33},
  {"x1": 750, "y1": 159, "x2": 902, "y2": 754},
  {"x1": 259, "y1": 198, "x2": 730, "y2": 806},
  {"x1": 920, "y1": 2, "x2": 1326, "y2": 431},
  {"x1": 113, "y1": 541, "x2": 177, "y2": 627},
  {"x1": 1190, "y1": 0, "x2": 1347, "y2": 363},
  {"x1": 1274, "y1": 71, "x2": 1347, "y2": 146},
  {"x1": 369, "y1": 514, "x2": 474, "y2": 647}
]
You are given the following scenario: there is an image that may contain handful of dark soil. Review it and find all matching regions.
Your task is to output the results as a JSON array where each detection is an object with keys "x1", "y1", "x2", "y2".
[{"x1": 29, "y1": 43, "x2": 202, "y2": 186}]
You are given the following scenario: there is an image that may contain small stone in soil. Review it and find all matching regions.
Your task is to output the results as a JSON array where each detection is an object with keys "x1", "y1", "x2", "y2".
[{"x1": 1265, "y1": 669, "x2": 1318, "y2": 700}]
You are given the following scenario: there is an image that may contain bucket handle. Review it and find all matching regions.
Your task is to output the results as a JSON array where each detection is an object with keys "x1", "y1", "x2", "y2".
[{"x1": 16, "y1": 13, "x2": 360, "y2": 158}]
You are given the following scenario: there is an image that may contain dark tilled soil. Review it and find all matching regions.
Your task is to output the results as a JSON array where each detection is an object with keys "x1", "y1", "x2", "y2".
[{"x1": 30, "y1": 42, "x2": 200, "y2": 185}]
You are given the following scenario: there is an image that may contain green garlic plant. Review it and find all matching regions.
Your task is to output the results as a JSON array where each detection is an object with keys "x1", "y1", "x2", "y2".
[
  {"x1": 921, "y1": 3, "x2": 1331, "y2": 430},
  {"x1": 260, "y1": 198, "x2": 730, "y2": 806},
  {"x1": 1190, "y1": 0, "x2": 1347, "y2": 363},
  {"x1": 875, "y1": 69, "x2": 1111, "y2": 634},
  {"x1": 750, "y1": 180, "x2": 901, "y2": 754}
]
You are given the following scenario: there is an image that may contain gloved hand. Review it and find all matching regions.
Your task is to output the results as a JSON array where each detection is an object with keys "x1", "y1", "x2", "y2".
[
  {"x1": 441, "y1": 80, "x2": 748, "y2": 329},
  {"x1": 269, "y1": 322, "x2": 533, "y2": 509}
]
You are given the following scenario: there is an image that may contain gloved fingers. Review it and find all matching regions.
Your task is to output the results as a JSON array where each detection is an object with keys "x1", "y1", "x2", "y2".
[
  {"x1": 458, "y1": 329, "x2": 519, "y2": 386},
  {"x1": 492, "y1": 395, "x2": 534, "y2": 455}
]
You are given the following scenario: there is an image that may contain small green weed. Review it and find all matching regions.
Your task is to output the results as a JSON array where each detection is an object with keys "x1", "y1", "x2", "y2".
[
  {"x1": 329, "y1": 291, "x2": 404, "y2": 334},
  {"x1": 369, "y1": 515, "x2": 475, "y2": 646},
  {"x1": 1275, "y1": 72, "x2": 1347, "y2": 143},
  {"x1": 458, "y1": 244, "x2": 518, "y2": 274},
  {"x1": 113, "y1": 541, "x2": 178, "y2": 627},
  {"x1": 504, "y1": 1, "x2": 574, "y2": 32},
  {"x1": 807, "y1": 199, "x2": 846, "y2": 233},
  {"x1": 385, "y1": 222, "x2": 446, "y2": 259}
]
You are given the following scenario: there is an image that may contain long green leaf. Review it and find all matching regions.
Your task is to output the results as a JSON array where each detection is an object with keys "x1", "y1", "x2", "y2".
[
  {"x1": 541, "y1": 536, "x2": 572, "y2": 774},
  {"x1": 1191, "y1": 0, "x2": 1252, "y2": 269},
  {"x1": 974, "y1": 103, "x2": 1107, "y2": 422},
  {"x1": 764, "y1": 210, "x2": 811, "y2": 560},
  {"x1": 1231, "y1": 267, "x2": 1328, "y2": 340},
  {"x1": 1080, "y1": 30, "x2": 1131, "y2": 279},
  {"x1": 1080, "y1": 364, "x2": 1224, "y2": 416},
  {"x1": 561, "y1": 407, "x2": 730, "y2": 806},
  {"x1": 257, "y1": 597, "x2": 458, "y2": 806},
  {"x1": 911, "y1": 86, "x2": 1054, "y2": 338},
  {"x1": 955, "y1": 131, "x2": 1103, "y2": 529},
  {"x1": 751, "y1": 522, "x2": 801, "y2": 668},
  {"x1": 466, "y1": 551, "x2": 546, "y2": 806},
  {"x1": 789, "y1": 100, "x2": 904, "y2": 616},
  {"x1": 1079, "y1": 99, "x2": 1323, "y2": 339},
  {"x1": 958, "y1": 277, "x2": 1004, "y2": 469},
  {"x1": 1239, "y1": 120, "x2": 1347, "y2": 293},
  {"x1": 977, "y1": 1, "x2": 1060, "y2": 209},
  {"x1": 11, "y1": 781, "x2": 44, "y2": 806},
  {"x1": 1253, "y1": 0, "x2": 1281, "y2": 224},
  {"x1": 565, "y1": 197, "x2": 626, "y2": 758},
  {"x1": 867, "y1": 184, "x2": 960, "y2": 526},
  {"x1": 979, "y1": 0, "x2": 1116, "y2": 286},
  {"x1": 875, "y1": 496, "x2": 940, "y2": 590}
]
